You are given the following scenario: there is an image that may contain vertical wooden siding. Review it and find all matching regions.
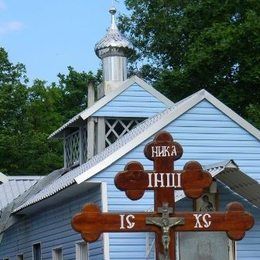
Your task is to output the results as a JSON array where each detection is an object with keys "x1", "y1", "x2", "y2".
[
  {"x1": 0, "y1": 186, "x2": 103, "y2": 260},
  {"x1": 91, "y1": 99, "x2": 260, "y2": 259},
  {"x1": 93, "y1": 83, "x2": 168, "y2": 118}
]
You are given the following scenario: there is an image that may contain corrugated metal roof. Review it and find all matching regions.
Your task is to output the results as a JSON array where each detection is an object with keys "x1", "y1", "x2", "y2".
[
  {"x1": 0, "y1": 176, "x2": 42, "y2": 210},
  {"x1": 176, "y1": 160, "x2": 260, "y2": 207},
  {"x1": 215, "y1": 162, "x2": 260, "y2": 207},
  {"x1": 14, "y1": 107, "x2": 173, "y2": 212},
  {"x1": 13, "y1": 89, "x2": 260, "y2": 212}
]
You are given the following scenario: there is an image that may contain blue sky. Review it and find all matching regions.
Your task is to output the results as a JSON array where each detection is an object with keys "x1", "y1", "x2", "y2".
[{"x1": 0, "y1": 0, "x2": 128, "y2": 83}]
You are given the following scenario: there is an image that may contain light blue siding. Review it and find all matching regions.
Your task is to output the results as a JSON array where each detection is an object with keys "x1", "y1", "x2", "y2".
[
  {"x1": 93, "y1": 83, "x2": 168, "y2": 118},
  {"x1": 164, "y1": 100, "x2": 260, "y2": 182},
  {"x1": 0, "y1": 186, "x2": 103, "y2": 260},
  {"x1": 90, "y1": 99, "x2": 259, "y2": 259},
  {"x1": 1, "y1": 99, "x2": 259, "y2": 260},
  {"x1": 218, "y1": 184, "x2": 260, "y2": 260}
]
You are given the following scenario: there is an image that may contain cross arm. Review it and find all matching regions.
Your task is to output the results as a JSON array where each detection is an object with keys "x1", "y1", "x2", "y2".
[
  {"x1": 71, "y1": 204, "x2": 160, "y2": 243},
  {"x1": 174, "y1": 202, "x2": 254, "y2": 240},
  {"x1": 115, "y1": 161, "x2": 212, "y2": 200}
]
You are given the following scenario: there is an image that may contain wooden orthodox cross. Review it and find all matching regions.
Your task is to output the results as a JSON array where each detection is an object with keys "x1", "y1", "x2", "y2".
[{"x1": 72, "y1": 131, "x2": 254, "y2": 260}]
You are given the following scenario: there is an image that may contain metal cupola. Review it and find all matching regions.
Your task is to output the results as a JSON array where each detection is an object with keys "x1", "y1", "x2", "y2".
[{"x1": 95, "y1": 6, "x2": 133, "y2": 87}]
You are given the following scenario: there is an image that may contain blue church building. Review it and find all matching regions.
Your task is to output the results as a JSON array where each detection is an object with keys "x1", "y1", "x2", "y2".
[{"x1": 0, "y1": 7, "x2": 259, "y2": 260}]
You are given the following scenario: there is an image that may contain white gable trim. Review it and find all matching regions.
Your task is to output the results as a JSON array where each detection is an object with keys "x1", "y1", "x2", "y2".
[
  {"x1": 75, "y1": 89, "x2": 260, "y2": 184},
  {"x1": 49, "y1": 76, "x2": 173, "y2": 139},
  {"x1": 202, "y1": 90, "x2": 260, "y2": 140}
]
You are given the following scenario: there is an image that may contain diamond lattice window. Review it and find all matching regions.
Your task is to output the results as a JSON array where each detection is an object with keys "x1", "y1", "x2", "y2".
[
  {"x1": 105, "y1": 118, "x2": 142, "y2": 147},
  {"x1": 82, "y1": 126, "x2": 88, "y2": 163},
  {"x1": 65, "y1": 130, "x2": 80, "y2": 168}
]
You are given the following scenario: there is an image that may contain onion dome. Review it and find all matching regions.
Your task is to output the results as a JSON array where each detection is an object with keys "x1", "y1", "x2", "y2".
[{"x1": 95, "y1": 7, "x2": 133, "y2": 59}]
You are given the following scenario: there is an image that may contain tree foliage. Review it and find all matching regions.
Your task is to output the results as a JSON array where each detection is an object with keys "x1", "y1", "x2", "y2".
[
  {"x1": 0, "y1": 47, "x2": 101, "y2": 175},
  {"x1": 120, "y1": 0, "x2": 260, "y2": 127}
]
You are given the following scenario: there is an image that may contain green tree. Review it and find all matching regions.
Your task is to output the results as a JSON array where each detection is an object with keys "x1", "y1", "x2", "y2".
[
  {"x1": 25, "y1": 80, "x2": 65, "y2": 174},
  {"x1": 120, "y1": 0, "x2": 260, "y2": 127},
  {"x1": 57, "y1": 66, "x2": 102, "y2": 119},
  {"x1": 0, "y1": 48, "x2": 102, "y2": 175},
  {"x1": 0, "y1": 47, "x2": 30, "y2": 173}
]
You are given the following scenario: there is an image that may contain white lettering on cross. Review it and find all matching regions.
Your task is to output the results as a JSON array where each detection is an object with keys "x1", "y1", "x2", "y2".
[
  {"x1": 154, "y1": 173, "x2": 164, "y2": 187},
  {"x1": 193, "y1": 213, "x2": 212, "y2": 229},
  {"x1": 151, "y1": 145, "x2": 178, "y2": 158},
  {"x1": 120, "y1": 214, "x2": 136, "y2": 230},
  {"x1": 148, "y1": 173, "x2": 182, "y2": 188}
]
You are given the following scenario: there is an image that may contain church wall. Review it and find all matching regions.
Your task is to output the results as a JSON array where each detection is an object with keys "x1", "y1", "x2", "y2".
[
  {"x1": 0, "y1": 186, "x2": 103, "y2": 260},
  {"x1": 91, "y1": 99, "x2": 260, "y2": 259},
  {"x1": 93, "y1": 83, "x2": 168, "y2": 118}
]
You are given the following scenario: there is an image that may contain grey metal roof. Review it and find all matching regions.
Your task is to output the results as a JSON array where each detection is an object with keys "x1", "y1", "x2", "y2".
[
  {"x1": 95, "y1": 7, "x2": 133, "y2": 59},
  {"x1": 214, "y1": 161, "x2": 260, "y2": 207},
  {"x1": 14, "y1": 107, "x2": 173, "y2": 212},
  {"x1": 176, "y1": 160, "x2": 260, "y2": 208},
  {"x1": 0, "y1": 176, "x2": 42, "y2": 210},
  {"x1": 13, "y1": 89, "x2": 260, "y2": 212}
]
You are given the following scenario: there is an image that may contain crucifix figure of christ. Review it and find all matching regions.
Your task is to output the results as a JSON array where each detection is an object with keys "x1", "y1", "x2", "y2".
[
  {"x1": 71, "y1": 131, "x2": 254, "y2": 260},
  {"x1": 146, "y1": 203, "x2": 185, "y2": 259}
]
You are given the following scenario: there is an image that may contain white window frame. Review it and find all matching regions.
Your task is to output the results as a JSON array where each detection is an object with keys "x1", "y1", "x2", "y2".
[
  {"x1": 76, "y1": 241, "x2": 88, "y2": 260},
  {"x1": 229, "y1": 240, "x2": 237, "y2": 260},
  {"x1": 52, "y1": 247, "x2": 63, "y2": 260}
]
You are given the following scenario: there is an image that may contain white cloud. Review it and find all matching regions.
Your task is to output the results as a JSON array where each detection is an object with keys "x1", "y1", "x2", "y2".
[
  {"x1": 0, "y1": 21, "x2": 23, "y2": 35},
  {"x1": 0, "y1": 0, "x2": 6, "y2": 11}
]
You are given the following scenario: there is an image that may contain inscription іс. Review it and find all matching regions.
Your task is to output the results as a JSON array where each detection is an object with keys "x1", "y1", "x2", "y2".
[{"x1": 120, "y1": 214, "x2": 135, "y2": 230}]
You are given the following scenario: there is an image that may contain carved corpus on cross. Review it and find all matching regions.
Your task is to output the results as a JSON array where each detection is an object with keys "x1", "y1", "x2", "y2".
[{"x1": 72, "y1": 131, "x2": 254, "y2": 260}]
